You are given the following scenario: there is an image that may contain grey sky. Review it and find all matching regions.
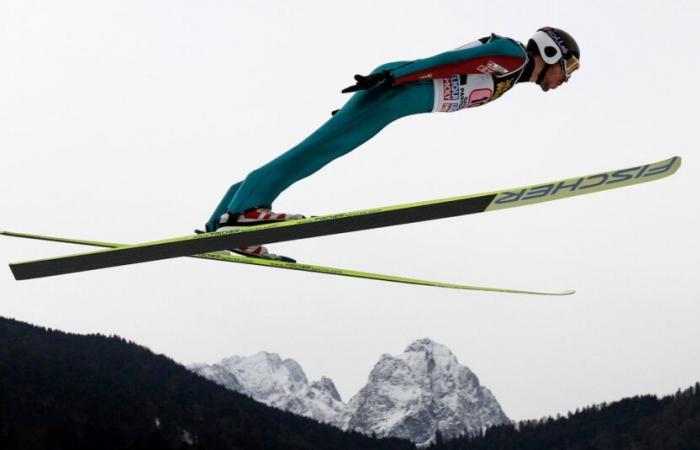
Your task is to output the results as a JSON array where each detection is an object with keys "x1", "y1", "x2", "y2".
[{"x1": 1, "y1": 0, "x2": 699, "y2": 421}]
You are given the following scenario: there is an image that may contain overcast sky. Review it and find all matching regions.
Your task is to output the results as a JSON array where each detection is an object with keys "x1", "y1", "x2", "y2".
[{"x1": 1, "y1": 0, "x2": 698, "y2": 421}]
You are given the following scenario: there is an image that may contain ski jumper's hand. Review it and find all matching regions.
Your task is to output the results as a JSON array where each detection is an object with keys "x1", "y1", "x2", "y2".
[{"x1": 341, "y1": 70, "x2": 395, "y2": 93}]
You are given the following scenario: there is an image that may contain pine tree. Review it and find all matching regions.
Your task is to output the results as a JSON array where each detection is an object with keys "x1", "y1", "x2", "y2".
[{"x1": 434, "y1": 429, "x2": 445, "y2": 447}]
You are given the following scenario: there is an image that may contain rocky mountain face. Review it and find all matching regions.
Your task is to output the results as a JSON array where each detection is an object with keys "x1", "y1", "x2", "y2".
[
  {"x1": 345, "y1": 339, "x2": 509, "y2": 447},
  {"x1": 189, "y1": 351, "x2": 347, "y2": 428},
  {"x1": 189, "y1": 339, "x2": 509, "y2": 447}
]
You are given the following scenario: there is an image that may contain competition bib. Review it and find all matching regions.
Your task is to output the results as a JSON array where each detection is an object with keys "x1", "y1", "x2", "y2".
[{"x1": 432, "y1": 74, "x2": 494, "y2": 112}]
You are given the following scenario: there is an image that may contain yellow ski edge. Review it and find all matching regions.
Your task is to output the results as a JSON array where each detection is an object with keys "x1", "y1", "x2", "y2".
[{"x1": 1, "y1": 230, "x2": 574, "y2": 296}]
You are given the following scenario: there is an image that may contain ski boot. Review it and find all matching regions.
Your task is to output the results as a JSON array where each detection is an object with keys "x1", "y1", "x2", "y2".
[{"x1": 214, "y1": 207, "x2": 305, "y2": 263}]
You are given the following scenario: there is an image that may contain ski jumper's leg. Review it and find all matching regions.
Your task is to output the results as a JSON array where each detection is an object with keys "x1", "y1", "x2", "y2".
[
  {"x1": 206, "y1": 62, "x2": 433, "y2": 231},
  {"x1": 204, "y1": 181, "x2": 242, "y2": 231}
]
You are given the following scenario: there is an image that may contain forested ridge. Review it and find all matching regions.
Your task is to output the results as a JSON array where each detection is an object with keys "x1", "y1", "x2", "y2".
[
  {"x1": 428, "y1": 382, "x2": 700, "y2": 450},
  {"x1": 0, "y1": 316, "x2": 414, "y2": 450}
]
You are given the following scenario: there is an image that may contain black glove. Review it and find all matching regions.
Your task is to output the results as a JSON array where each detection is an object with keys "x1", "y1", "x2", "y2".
[{"x1": 341, "y1": 70, "x2": 395, "y2": 93}]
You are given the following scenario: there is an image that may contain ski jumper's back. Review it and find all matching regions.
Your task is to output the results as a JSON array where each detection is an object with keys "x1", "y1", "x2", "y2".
[{"x1": 392, "y1": 34, "x2": 529, "y2": 112}]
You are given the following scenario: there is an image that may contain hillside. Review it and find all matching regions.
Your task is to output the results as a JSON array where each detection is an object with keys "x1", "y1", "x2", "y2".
[
  {"x1": 427, "y1": 383, "x2": 700, "y2": 450},
  {"x1": 0, "y1": 316, "x2": 415, "y2": 450}
]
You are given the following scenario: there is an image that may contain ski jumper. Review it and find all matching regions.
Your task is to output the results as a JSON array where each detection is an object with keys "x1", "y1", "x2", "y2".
[{"x1": 206, "y1": 34, "x2": 530, "y2": 232}]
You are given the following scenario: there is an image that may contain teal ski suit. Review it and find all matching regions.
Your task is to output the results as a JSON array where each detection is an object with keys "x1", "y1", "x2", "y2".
[{"x1": 206, "y1": 34, "x2": 531, "y2": 231}]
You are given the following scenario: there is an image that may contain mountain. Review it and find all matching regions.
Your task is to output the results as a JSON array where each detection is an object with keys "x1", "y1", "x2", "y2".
[
  {"x1": 346, "y1": 339, "x2": 509, "y2": 447},
  {"x1": 192, "y1": 338, "x2": 508, "y2": 447},
  {"x1": 0, "y1": 316, "x2": 414, "y2": 450},
  {"x1": 190, "y1": 352, "x2": 347, "y2": 428},
  {"x1": 5, "y1": 314, "x2": 697, "y2": 450},
  {"x1": 426, "y1": 384, "x2": 700, "y2": 450}
]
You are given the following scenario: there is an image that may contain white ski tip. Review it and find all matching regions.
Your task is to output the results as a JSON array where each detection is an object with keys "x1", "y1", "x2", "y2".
[{"x1": 560, "y1": 290, "x2": 576, "y2": 296}]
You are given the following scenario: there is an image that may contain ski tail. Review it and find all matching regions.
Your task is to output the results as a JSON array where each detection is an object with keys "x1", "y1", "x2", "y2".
[
  {"x1": 1, "y1": 230, "x2": 574, "y2": 295},
  {"x1": 1, "y1": 230, "x2": 122, "y2": 248}
]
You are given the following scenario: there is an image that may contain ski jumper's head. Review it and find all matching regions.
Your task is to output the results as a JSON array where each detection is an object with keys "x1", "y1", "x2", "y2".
[{"x1": 527, "y1": 27, "x2": 580, "y2": 92}]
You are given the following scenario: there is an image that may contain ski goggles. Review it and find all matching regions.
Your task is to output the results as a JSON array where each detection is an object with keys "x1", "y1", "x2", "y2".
[{"x1": 561, "y1": 55, "x2": 580, "y2": 80}]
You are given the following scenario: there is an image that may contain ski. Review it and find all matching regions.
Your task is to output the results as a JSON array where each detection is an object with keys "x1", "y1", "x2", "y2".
[
  {"x1": 0, "y1": 230, "x2": 573, "y2": 295},
  {"x1": 8, "y1": 156, "x2": 681, "y2": 280}
]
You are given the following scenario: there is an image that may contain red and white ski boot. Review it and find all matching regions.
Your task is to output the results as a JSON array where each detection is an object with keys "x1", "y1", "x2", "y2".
[
  {"x1": 216, "y1": 208, "x2": 305, "y2": 263},
  {"x1": 233, "y1": 208, "x2": 305, "y2": 225}
]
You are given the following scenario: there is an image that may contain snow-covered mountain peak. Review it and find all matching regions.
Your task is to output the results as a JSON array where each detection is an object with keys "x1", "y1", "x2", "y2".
[
  {"x1": 401, "y1": 338, "x2": 462, "y2": 377},
  {"x1": 218, "y1": 351, "x2": 308, "y2": 393},
  {"x1": 310, "y1": 376, "x2": 342, "y2": 402},
  {"x1": 405, "y1": 337, "x2": 443, "y2": 353},
  {"x1": 347, "y1": 338, "x2": 508, "y2": 447},
  {"x1": 189, "y1": 351, "x2": 346, "y2": 428}
]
